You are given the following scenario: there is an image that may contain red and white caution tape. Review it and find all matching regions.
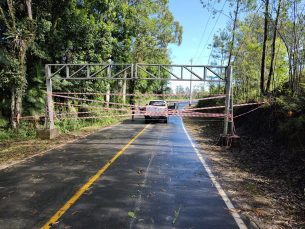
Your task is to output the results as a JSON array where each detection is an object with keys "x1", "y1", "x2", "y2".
[
  {"x1": 51, "y1": 94, "x2": 227, "y2": 106},
  {"x1": 14, "y1": 115, "x2": 46, "y2": 120},
  {"x1": 52, "y1": 102, "x2": 133, "y2": 111},
  {"x1": 181, "y1": 102, "x2": 267, "y2": 111},
  {"x1": 51, "y1": 92, "x2": 227, "y2": 97},
  {"x1": 54, "y1": 112, "x2": 231, "y2": 120},
  {"x1": 234, "y1": 104, "x2": 267, "y2": 118},
  {"x1": 52, "y1": 94, "x2": 136, "y2": 107},
  {"x1": 52, "y1": 102, "x2": 169, "y2": 113},
  {"x1": 170, "y1": 95, "x2": 226, "y2": 103},
  {"x1": 54, "y1": 112, "x2": 93, "y2": 138},
  {"x1": 233, "y1": 102, "x2": 268, "y2": 107},
  {"x1": 15, "y1": 97, "x2": 266, "y2": 120}
]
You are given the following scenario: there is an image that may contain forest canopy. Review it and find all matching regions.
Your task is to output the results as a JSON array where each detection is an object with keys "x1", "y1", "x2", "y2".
[
  {"x1": 0, "y1": 0, "x2": 183, "y2": 130},
  {"x1": 200, "y1": 0, "x2": 305, "y2": 100}
]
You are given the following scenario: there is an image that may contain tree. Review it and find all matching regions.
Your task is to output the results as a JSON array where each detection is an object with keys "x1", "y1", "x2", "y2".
[
  {"x1": 266, "y1": 0, "x2": 282, "y2": 93},
  {"x1": 260, "y1": 0, "x2": 269, "y2": 95},
  {"x1": 0, "y1": 0, "x2": 35, "y2": 130}
]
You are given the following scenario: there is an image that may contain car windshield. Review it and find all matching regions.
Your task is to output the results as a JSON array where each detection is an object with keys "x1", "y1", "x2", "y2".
[{"x1": 149, "y1": 101, "x2": 166, "y2": 106}]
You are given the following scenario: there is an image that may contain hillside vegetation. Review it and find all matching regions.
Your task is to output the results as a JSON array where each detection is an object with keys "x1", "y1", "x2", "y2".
[
  {"x1": 0, "y1": 0, "x2": 305, "y2": 152},
  {"x1": 0, "y1": 0, "x2": 182, "y2": 138}
]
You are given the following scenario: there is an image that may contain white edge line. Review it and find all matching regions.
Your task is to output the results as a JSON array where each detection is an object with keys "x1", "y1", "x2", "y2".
[{"x1": 180, "y1": 117, "x2": 248, "y2": 229}]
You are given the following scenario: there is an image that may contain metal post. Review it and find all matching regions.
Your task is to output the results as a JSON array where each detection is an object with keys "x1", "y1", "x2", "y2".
[
  {"x1": 181, "y1": 66, "x2": 183, "y2": 79},
  {"x1": 229, "y1": 66, "x2": 234, "y2": 135},
  {"x1": 135, "y1": 63, "x2": 137, "y2": 79},
  {"x1": 66, "y1": 65, "x2": 69, "y2": 78},
  {"x1": 87, "y1": 65, "x2": 90, "y2": 78},
  {"x1": 189, "y1": 58, "x2": 193, "y2": 106},
  {"x1": 223, "y1": 66, "x2": 232, "y2": 135},
  {"x1": 106, "y1": 60, "x2": 111, "y2": 108},
  {"x1": 46, "y1": 65, "x2": 54, "y2": 129},
  {"x1": 123, "y1": 71, "x2": 127, "y2": 103}
]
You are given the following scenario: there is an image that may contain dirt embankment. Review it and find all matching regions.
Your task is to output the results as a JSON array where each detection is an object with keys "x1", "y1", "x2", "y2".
[{"x1": 183, "y1": 104, "x2": 305, "y2": 229}]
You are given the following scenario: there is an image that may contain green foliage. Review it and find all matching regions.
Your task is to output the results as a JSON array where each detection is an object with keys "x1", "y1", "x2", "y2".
[
  {"x1": 273, "y1": 96, "x2": 305, "y2": 136},
  {"x1": 0, "y1": 121, "x2": 37, "y2": 142},
  {"x1": 0, "y1": 115, "x2": 8, "y2": 128},
  {"x1": 0, "y1": 0, "x2": 183, "y2": 135}
]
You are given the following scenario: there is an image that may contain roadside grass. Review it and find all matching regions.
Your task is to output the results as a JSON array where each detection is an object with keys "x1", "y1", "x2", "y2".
[
  {"x1": 0, "y1": 138, "x2": 48, "y2": 164},
  {"x1": 0, "y1": 117, "x2": 127, "y2": 166}
]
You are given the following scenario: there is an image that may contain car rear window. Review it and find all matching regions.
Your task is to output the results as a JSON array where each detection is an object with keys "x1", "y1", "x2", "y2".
[{"x1": 149, "y1": 101, "x2": 166, "y2": 106}]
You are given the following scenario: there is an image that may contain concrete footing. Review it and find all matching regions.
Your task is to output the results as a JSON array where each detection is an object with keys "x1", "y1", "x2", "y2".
[
  {"x1": 219, "y1": 135, "x2": 241, "y2": 148},
  {"x1": 36, "y1": 128, "x2": 59, "y2": 140}
]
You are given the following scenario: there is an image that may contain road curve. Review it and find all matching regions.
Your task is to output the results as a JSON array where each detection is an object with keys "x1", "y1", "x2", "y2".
[{"x1": 0, "y1": 102, "x2": 246, "y2": 229}]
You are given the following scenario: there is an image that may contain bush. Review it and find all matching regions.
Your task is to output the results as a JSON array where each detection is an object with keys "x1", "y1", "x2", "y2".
[{"x1": 0, "y1": 115, "x2": 8, "y2": 128}]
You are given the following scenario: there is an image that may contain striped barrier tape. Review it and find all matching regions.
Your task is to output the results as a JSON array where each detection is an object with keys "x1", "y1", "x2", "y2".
[
  {"x1": 52, "y1": 94, "x2": 135, "y2": 107},
  {"x1": 54, "y1": 112, "x2": 93, "y2": 138},
  {"x1": 23, "y1": 100, "x2": 266, "y2": 119},
  {"x1": 51, "y1": 102, "x2": 169, "y2": 112},
  {"x1": 50, "y1": 103, "x2": 226, "y2": 116},
  {"x1": 234, "y1": 104, "x2": 266, "y2": 118},
  {"x1": 181, "y1": 102, "x2": 268, "y2": 111},
  {"x1": 15, "y1": 111, "x2": 231, "y2": 120},
  {"x1": 233, "y1": 102, "x2": 268, "y2": 107},
  {"x1": 51, "y1": 94, "x2": 227, "y2": 107},
  {"x1": 15, "y1": 101, "x2": 266, "y2": 120},
  {"x1": 53, "y1": 113, "x2": 231, "y2": 120},
  {"x1": 55, "y1": 110, "x2": 173, "y2": 116},
  {"x1": 13, "y1": 114, "x2": 46, "y2": 120},
  {"x1": 51, "y1": 92, "x2": 227, "y2": 97}
]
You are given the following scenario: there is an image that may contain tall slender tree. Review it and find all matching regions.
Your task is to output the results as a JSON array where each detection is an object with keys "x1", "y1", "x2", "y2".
[{"x1": 260, "y1": 0, "x2": 269, "y2": 95}]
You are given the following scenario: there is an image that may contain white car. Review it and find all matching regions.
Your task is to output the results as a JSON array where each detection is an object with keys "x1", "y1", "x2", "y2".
[{"x1": 144, "y1": 100, "x2": 168, "y2": 123}]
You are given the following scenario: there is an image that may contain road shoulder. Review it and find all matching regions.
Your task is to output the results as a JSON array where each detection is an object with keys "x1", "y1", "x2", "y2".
[{"x1": 182, "y1": 117, "x2": 305, "y2": 229}]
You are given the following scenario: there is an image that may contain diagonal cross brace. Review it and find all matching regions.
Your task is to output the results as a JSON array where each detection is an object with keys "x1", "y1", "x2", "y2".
[
  {"x1": 137, "y1": 66, "x2": 158, "y2": 78},
  {"x1": 161, "y1": 66, "x2": 180, "y2": 79},
  {"x1": 183, "y1": 66, "x2": 203, "y2": 80},
  {"x1": 206, "y1": 67, "x2": 224, "y2": 80}
]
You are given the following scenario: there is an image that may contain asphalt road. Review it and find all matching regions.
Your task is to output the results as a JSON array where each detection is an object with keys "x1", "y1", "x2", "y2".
[{"x1": 0, "y1": 102, "x2": 246, "y2": 229}]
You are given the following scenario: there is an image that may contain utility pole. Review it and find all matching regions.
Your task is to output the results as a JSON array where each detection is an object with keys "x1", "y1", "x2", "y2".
[{"x1": 189, "y1": 58, "x2": 193, "y2": 106}]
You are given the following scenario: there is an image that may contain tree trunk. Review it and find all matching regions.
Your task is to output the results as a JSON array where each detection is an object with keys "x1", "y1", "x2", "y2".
[
  {"x1": 260, "y1": 0, "x2": 269, "y2": 95},
  {"x1": 15, "y1": 90, "x2": 22, "y2": 131},
  {"x1": 11, "y1": 86, "x2": 17, "y2": 130},
  {"x1": 11, "y1": 85, "x2": 23, "y2": 131},
  {"x1": 266, "y1": 0, "x2": 281, "y2": 93},
  {"x1": 26, "y1": 0, "x2": 33, "y2": 20},
  {"x1": 227, "y1": 0, "x2": 240, "y2": 66}
]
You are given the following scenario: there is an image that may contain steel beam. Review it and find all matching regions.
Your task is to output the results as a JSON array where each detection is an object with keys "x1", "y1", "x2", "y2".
[
  {"x1": 160, "y1": 66, "x2": 180, "y2": 79},
  {"x1": 111, "y1": 66, "x2": 131, "y2": 78},
  {"x1": 135, "y1": 64, "x2": 226, "y2": 81},
  {"x1": 206, "y1": 67, "x2": 223, "y2": 80}
]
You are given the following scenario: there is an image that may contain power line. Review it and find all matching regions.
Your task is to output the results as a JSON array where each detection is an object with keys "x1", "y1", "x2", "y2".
[
  {"x1": 207, "y1": 2, "x2": 264, "y2": 65},
  {"x1": 195, "y1": 0, "x2": 228, "y2": 65},
  {"x1": 233, "y1": 3, "x2": 264, "y2": 62},
  {"x1": 193, "y1": 1, "x2": 217, "y2": 61}
]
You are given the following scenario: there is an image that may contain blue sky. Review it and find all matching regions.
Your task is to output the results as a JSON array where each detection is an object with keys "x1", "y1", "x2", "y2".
[{"x1": 167, "y1": 0, "x2": 231, "y2": 90}]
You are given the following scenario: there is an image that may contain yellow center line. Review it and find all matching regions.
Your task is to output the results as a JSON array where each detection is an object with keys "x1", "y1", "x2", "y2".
[{"x1": 41, "y1": 124, "x2": 150, "y2": 229}]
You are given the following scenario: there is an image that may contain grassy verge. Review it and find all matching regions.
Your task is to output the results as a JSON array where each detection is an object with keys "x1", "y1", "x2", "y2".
[{"x1": 0, "y1": 117, "x2": 127, "y2": 166}]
